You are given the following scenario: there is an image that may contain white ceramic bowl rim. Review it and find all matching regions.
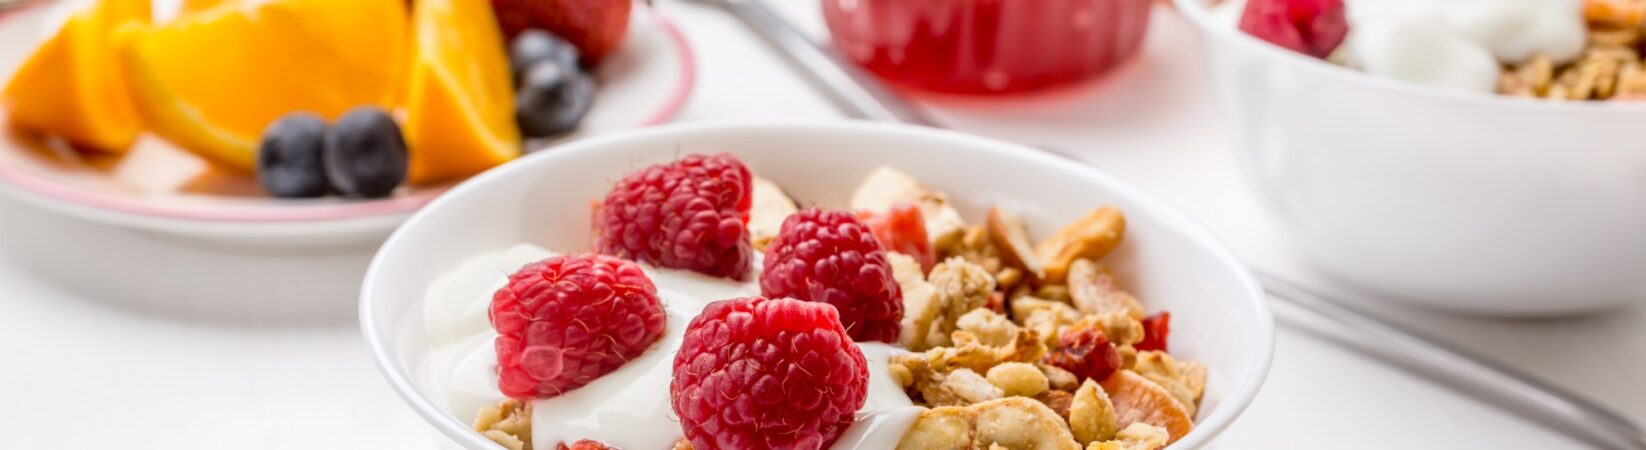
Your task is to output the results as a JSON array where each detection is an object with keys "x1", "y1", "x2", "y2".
[
  {"x1": 0, "y1": 10, "x2": 695, "y2": 225},
  {"x1": 360, "y1": 121, "x2": 1274, "y2": 449},
  {"x1": 1172, "y1": 0, "x2": 1646, "y2": 115}
]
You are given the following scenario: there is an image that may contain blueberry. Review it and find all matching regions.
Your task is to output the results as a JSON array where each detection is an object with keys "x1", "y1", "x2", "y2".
[
  {"x1": 515, "y1": 62, "x2": 596, "y2": 138},
  {"x1": 256, "y1": 112, "x2": 332, "y2": 198},
  {"x1": 510, "y1": 29, "x2": 580, "y2": 84},
  {"x1": 323, "y1": 107, "x2": 408, "y2": 198}
]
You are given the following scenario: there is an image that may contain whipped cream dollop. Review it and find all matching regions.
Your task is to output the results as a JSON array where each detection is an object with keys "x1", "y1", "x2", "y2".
[
  {"x1": 1218, "y1": 0, "x2": 1586, "y2": 93},
  {"x1": 423, "y1": 244, "x2": 922, "y2": 450}
]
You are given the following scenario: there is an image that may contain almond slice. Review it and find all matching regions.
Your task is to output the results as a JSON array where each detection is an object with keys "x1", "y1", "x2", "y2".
[
  {"x1": 1036, "y1": 206, "x2": 1126, "y2": 283},
  {"x1": 987, "y1": 206, "x2": 1046, "y2": 283},
  {"x1": 1068, "y1": 259, "x2": 1145, "y2": 320}
]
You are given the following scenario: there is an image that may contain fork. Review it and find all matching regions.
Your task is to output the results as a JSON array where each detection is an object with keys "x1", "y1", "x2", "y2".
[{"x1": 682, "y1": 0, "x2": 1646, "y2": 448}]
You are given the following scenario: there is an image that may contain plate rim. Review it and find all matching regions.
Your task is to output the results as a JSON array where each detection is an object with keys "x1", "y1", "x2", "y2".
[{"x1": 0, "y1": 5, "x2": 696, "y2": 226}]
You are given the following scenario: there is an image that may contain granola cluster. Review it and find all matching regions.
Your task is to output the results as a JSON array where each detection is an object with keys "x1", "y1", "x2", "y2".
[
  {"x1": 1500, "y1": 0, "x2": 1646, "y2": 100},
  {"x1": 864, "y1": 169, "x2": 1206, "y2": 450}
]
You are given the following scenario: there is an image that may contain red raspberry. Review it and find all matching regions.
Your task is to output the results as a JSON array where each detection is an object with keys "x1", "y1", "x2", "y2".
[
  {"x1": 760, "y1": 208, "x2": 903, "y2": 343},
  {"x1": 558, "y1": 440, "x2": 617, "y2": 450},
  {"x1": 490, "y1": 254, "x2": 667, "y2": 399},
  {"x1": 1135, "y1": 311, "x2": 1171, "y2": 353},
  {"x1": 595, "y1": 153, "x2": 754, "y2": 280},
  {"x1": 1044, "y1": 327, "x2": 1122, "y2": 382},
  {"x1": 670, "y1": 297, "x2": 869, "y2": 450},
  {"x1": 856, "y1": 202, "x2": 934, "y2": 271},
  {"x1": 1239, "y1": 0, "x2": 1348, "y2": 59}
]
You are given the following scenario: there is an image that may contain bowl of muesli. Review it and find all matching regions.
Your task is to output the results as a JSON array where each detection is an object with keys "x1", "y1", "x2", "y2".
[
  {"x1": 359, "y1": 122, "x2": 1273, "y2": 450},
  {"x1": 1177, "y1": 0, "x2": 1646, "y2": 315}
]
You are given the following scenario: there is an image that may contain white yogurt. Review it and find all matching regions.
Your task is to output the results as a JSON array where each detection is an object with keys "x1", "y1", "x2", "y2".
[
  {"x1": 422, "y1": 244, "x2": 923, "y2": 450},
  {"x1": 1217, "y1": 0, "x2": 1587, "y2": 93}
]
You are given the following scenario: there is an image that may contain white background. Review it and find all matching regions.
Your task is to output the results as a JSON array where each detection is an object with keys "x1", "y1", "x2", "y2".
[{"x1": 0, "y1": 1, "x2": 1641, "y2": 448}]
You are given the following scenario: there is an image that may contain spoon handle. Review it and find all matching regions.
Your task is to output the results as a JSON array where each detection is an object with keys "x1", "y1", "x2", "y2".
[{"x1": 715, "y1": 0, "x2": 939, "y2": 126}]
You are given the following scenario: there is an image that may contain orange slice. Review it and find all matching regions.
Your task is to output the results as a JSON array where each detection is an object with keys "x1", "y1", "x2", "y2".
[
  {"x1": 117, "y1": 0, "x2": 409, "y2": 171},
  {"x1": 2, "y1": 0, "x2": 150, "y2": 151},
  {"x1": 1101, "y1": 370, "x2": 1194, "y2": 444},
  {"x1": 401, "y1": 0, "x2": 521, "y2": 184}
]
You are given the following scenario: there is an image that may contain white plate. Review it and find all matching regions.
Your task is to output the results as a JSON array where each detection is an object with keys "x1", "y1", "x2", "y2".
[
  {"x1": 359, "y1": 121, "x2": 1275, "y2": 449},
  {"x1": 0, "y1": 0, "x2": 695, "y2": 247}
]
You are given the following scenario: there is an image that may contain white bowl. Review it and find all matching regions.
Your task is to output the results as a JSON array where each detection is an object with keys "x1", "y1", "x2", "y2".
[
  {"x1": 359, "y1": 122, "x2": 1273, "y2": 449},
  {"x1": 1175, "y1": 0, "x2": 1646, "y2": 315}
]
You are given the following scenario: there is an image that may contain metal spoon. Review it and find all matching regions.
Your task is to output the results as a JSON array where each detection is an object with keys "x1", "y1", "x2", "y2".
[{"x1": 683, "y1": 0, "x2": 1646, "y2": 448}]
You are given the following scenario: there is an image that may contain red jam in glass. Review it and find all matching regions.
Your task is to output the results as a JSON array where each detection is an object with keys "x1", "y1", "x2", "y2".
[{"x1": 823, "y1": 0, "x2": 1154, "y2": 95}]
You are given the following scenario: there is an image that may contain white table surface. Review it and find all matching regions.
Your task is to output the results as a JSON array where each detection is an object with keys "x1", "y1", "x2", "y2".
[{"x1": 1, "y1": 1, "x2": 1641, "y2": 449}]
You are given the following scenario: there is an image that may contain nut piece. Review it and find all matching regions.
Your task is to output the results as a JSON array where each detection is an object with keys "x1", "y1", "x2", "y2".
[
  {"x1": 1085, "y1": 423, "x2": 1170, "y2": 450},
  {"x1": 1036, "y1": 207, "x2": 1126, "y2": 283},
  {"x1": 1013, "y1": 297, "x2": 1082, "y2": 347},
  {"x1": 891, "y1": 252, "x2": 946, "y2": 351},
  {"x1": 749, "y1": 176, "x2": 798, "y2": 251},
  {"x1": 1035, "y1": 389, "x2": 1075, "y2": 419},
  {"x1": 1132, "y1": 351, "x2": 1208, "y2": 416},
  {"x1": 987, "y1": 362, "x2": 1051, "y2": 398},
  {"x1": 474, "y1": 399, "x2": 533, "y2": 450},
  {"x1": 956, "y1": 309, "x2": 1022, "y2": 347},
  {"x1": 1068, "y1": 260, "x2": 1144, "y2": 320},
  {"x1": 988, "y1": 206, "x2": 1046, "y2": 282},
  {"x1": 930, "y1": 257, "x2": 997, "y2": 336},
  {"x1": 850, "y1": 166, "x2": 966, "y2": 249},
  {"x1": 944, "y1": 368, "x2": 1006, "y2": 404},
  {"x1": 1038, "y1": 363, "x2": 1081, "y2": 392},
  {"x1": 897, "y1": 398, "x2": 1082, "y2": 450},
  {"x1": 1070, "y1": 379, "x2": 1120, "y2": 444}
]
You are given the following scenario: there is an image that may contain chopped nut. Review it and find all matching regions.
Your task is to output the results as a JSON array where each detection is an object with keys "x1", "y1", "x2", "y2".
[
  {"x1": 474, "y1": 399, "x2": 532, "y2": 450},
  {"x1": 987, "y1": 362, "x2": 1050, "y2": 398},
  {"x1": 891, "y1": 252, "x2": 946, "y2": 351},
  {"x1": 1068, "y1": 260, "x2": 1144, "y2": 320},
  {"x1": 1070, "y1": 379, "x2": 1120, "y2": 444},
  {"x1": 749, "y1": 176, "x2": 798, "y2": 251},
  {"x1": 1072, "y1": 311, "x2": 1145, "y2": 349},
  {"x1": 1586, "y1": 0, "x2": 1646, "y2": 28},
  {"x1": 956, "y1": 309, "x2": 1021, "y2": 347},
  {"x1": 944, "y1": 368, "x2": 1005, "y2": 404},
  {"x1": 1013, "y1": 297, "x2": 1081, "y2": 347},
  {"x1": 1038, "y1": 363, "x2": 1081, "y2": 392},
  {"x1": 851, "y1": 166, "x2": 966, "y2": 249},
  {"x1": 930, "y1": 257, "x2": 997, "y2": 333},
  {"x1": 1085, "y1": 423, "x2": 1170, "y2": 450},
  {"x1": 1035, "y1": 389, "x2": 1075, "y2": 419},
  {"x1": 893, "y1": 327, "x2": 1049, "y2": 405},
  {"x1": 988, "y1": 206, "x2": 1046, "y2": 282},
  {"x1": 1036, "y1": 207, "x2": 1125, "y2": 283},
  {"x1": 897, "y1": 398, "x2": 1081, "y2": 450},
  {"x1": 1132, "y1": 351, "x2": 1207, "y2": 417}
]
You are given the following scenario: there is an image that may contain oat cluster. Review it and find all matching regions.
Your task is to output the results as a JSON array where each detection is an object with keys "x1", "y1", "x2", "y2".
[{"x1": 1500, "y1": 0, "x2": 1646, "y2": 100}]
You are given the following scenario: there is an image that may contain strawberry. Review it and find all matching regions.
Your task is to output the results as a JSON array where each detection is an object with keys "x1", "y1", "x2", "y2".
[{"x1": 491, "y1": 0, "x2": 631, "y2": 65}]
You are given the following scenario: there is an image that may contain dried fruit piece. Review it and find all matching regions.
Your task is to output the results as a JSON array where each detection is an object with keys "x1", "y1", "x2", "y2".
[
  {"x1": 474, "y1": 399, "x2": 533, "y2": 450},
  {"x1": 1068, "y1": 259, "x2": 1144, "y2": 319},
  {"x1": 1044, "y1": 326, "x2": 1122, "y2": 383},
  {"x1": 1134, "y1": 312, "x2": 1170, "y2": 353},
  {"x1": 1238, "y1": 0, "x2": 1349, "y2": 59},
  {"x1": 988, "y1": 206, "x2": 1046, "y2": 282},
  {"x1": 1100, "y1": 371, "x2": 1194, "y2": 444},
  {"x1": 749, "y1": 176, "x2": 798, "y2": 251},
  {"x1": 1131, "y1": 351, "x2": 1206, "y2": 417},
  {"x1": 850, "y1": 166, "x2": 966, "y2": 249},
  {"x1": 860, "y1": 202, "x2": 936, "y2": 271},
  {"x1": 1586, "y1": 0, "x2": 1646, "y2": 28},
  {"x1": 986, "y1": 362, "x2": 1050, "y2": 398},
  {"x1": 1036, "y1": 207, "x2": 1126, "y2": 283},
  {"x1": 1070, "y1": 379, "x2": 1120, "y2": 444}
]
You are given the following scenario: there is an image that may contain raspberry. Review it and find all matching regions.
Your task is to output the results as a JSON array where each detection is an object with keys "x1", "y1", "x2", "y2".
[
  {"x1": 595, "y1": 153, "x2": 754, "y2": 280},
  {"x1": 856, "y1": 202, "x2": 934, "y2": 271},
  {"x1": 670, "y1": 297, "x2": 869, "y2": 450},
  {"x1": 558, "y1": 440, "x2": 617, "y2": 450},
  {"x1": 1135, "y1": 311, "x2": 1171, "y2": 353},
  {"x1": 490, "y1": 254, "x2": 667, "y2": 399},
  {"x1": 1239, "y1": 0, "x2": 1348, "y2": 59},
  {"x1": 1044, "y1": 327, "x2": 1122, "y2": 382},
  {"x1": 760, "y1": 208, "x2": 903, "y2": 343}
]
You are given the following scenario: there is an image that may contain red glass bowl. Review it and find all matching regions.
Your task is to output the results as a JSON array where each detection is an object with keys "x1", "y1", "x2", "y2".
[{"x1": 823, "y1": 0, "x2": 1154, "y2": 95}]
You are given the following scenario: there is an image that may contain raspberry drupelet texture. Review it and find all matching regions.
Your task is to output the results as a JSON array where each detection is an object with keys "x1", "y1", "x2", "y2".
[
  {"x1": 595, "y1": 153, "x2": 754, "y2": 280},
  {"x1": 760, "y1": 208, "x2": 904, "y2": 343},
  {"x1": 490, "y1": 254, "x2": 667, "y2": 399},
  {"x1": 670, "y1": 296, "x2": 870, "y2": 450}
]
